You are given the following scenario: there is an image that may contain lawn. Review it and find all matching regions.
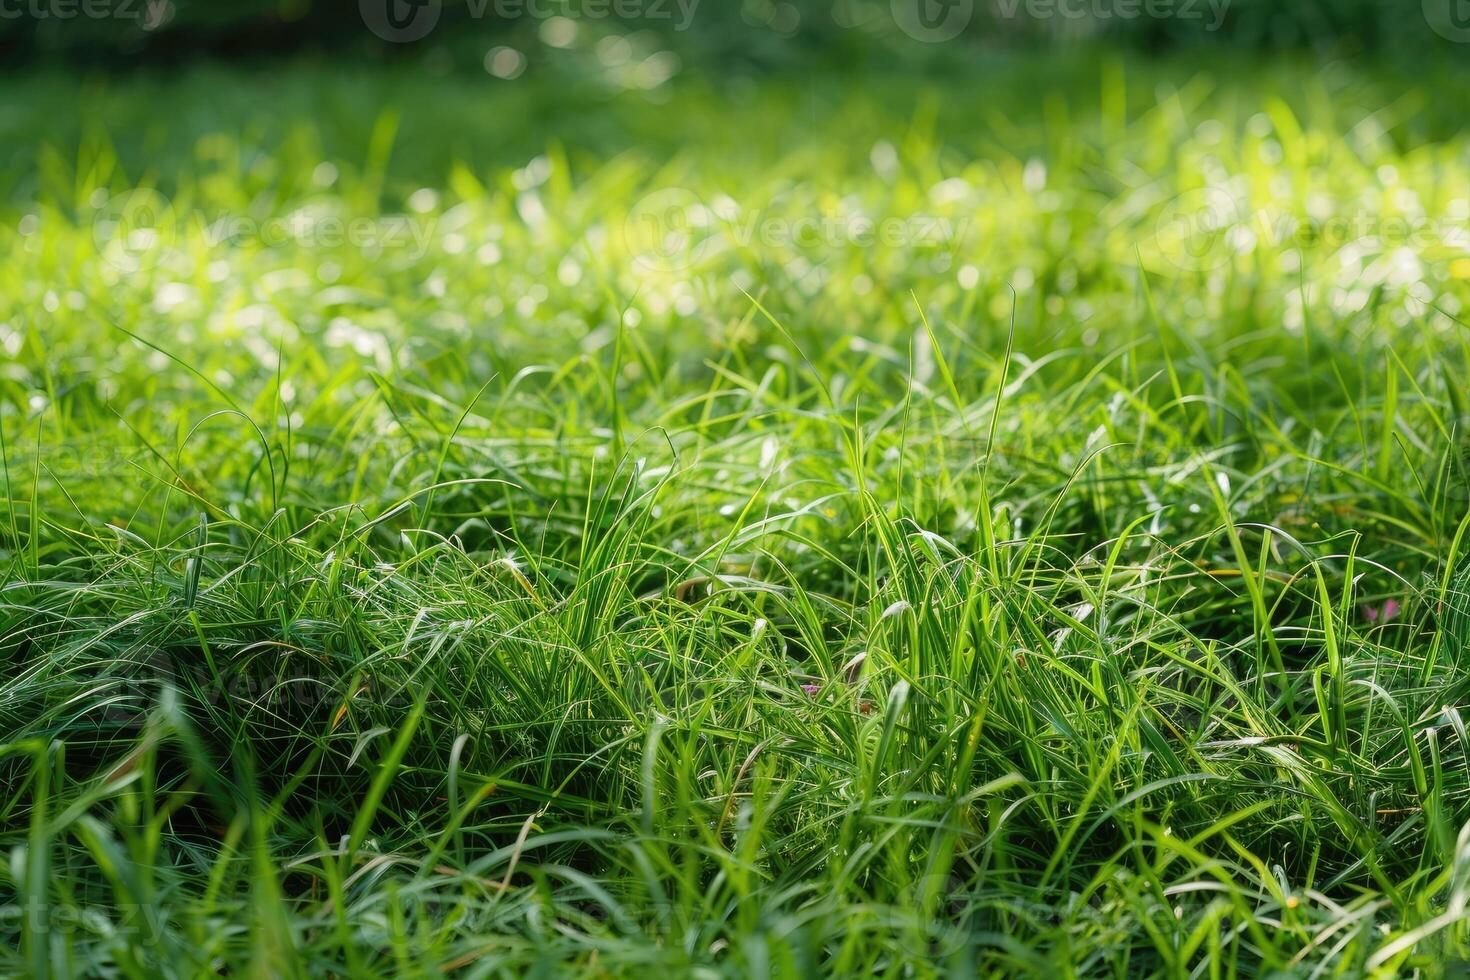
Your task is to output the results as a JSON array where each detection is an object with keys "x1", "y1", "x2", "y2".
[{"x1": 3, "y1": 31, "x2": 1470, "y2": 977}]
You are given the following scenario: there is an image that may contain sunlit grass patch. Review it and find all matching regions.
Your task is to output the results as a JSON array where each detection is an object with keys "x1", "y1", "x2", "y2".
[{"x1": 2, "y1": 46, "x2": 1470, "y2": 976}]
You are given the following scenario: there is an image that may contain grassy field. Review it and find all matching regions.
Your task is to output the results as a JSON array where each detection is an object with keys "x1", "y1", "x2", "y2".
[{"x1": 4, "y1": 38, "x2": 1470, "y2": 976}]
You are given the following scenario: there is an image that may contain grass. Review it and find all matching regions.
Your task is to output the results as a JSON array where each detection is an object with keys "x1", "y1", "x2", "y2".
[{"x1": 3, "y1": 37, "x2": 1470, "y2": 976}]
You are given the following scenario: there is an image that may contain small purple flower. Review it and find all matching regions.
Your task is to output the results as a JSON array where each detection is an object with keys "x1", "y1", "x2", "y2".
[{"x1": 801, "y1": 684, "x2": 821, "y2": 696}]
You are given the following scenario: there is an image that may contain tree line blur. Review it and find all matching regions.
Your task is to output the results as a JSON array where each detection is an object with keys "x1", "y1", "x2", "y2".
[{"x1": 0, "y1": 0, "x2": 1454, "y2": 66}]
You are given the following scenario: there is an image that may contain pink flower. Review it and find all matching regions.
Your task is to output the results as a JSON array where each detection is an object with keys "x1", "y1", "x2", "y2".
[
  {"x1": 1364, "y1": 599, "x2": 1401, "y2": 623},
  {"x1": 801, "y1": 684, "x2": 821, "y2": 696}
]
